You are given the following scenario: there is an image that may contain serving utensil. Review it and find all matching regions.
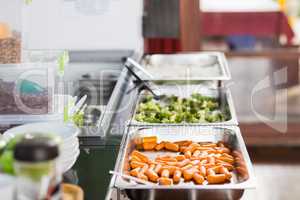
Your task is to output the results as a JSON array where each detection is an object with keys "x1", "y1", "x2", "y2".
[
  {"x1": 124, "y1": 62, "x2": 164, "y2": 100},
  {"x1": 69, "y1": 95, "x2": 87, "y2": 116},
  {"x1": 126, "y1": 58, "x2": 154, "y2": 79},
  {"x1": 109, "y1": 171, "x2": 155, "y2": 186}
]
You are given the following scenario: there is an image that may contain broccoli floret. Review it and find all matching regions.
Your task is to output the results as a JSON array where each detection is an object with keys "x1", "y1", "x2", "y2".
[{"x1": 136, "y1": 93, "x2": 224, "y2": 123}]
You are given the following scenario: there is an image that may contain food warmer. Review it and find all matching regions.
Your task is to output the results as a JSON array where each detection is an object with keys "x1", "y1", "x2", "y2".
[{"x1": 99, "y1": 52, "x2": 255, "y2": 200}]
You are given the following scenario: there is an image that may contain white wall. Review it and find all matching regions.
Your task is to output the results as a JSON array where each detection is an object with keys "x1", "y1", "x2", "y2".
[
  {"x1": 22, "y1": 0, "x2": 143, "y2": 51},
  {"x1": 1, "y1": 0, "x2": 143, "y2": 51},
  {"x1": 0, "y1": 0, "x2": 22, "y2": 31}
]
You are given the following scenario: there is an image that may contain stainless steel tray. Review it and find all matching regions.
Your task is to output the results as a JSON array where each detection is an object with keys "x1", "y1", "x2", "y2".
[
  {"x1": 112, "y1": 126, "x2": 255, "y2": 200},
  {"x1": 129, "y1": 85, "x2": 238, "y2": 126},
  {"x1": 140, "y1": 52, "x2": 231, "y2": 81}
]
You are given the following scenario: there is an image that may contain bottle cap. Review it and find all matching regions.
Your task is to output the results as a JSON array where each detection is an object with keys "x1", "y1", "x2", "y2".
[{"x1": 14, "y1": 136, "x2": 59, "y2": 162}]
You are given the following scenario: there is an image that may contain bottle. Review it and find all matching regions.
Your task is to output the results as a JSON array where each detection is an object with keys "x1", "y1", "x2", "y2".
[{"x1": 14, "y1": 135, "x2": 62, "y2": 200}]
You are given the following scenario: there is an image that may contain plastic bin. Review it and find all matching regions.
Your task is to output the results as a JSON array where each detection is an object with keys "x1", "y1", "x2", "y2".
[
  {"x1": 0, "y1": 63, "x2": 55, "y2": 115},
  {"x1": 0, "y1": 94, "x2": 72, "y2": 126}
]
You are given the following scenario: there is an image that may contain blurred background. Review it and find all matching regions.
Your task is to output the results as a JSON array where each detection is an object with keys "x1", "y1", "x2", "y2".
[
  {"x1": 143, "y1": 0, "x2": 300, "y2": 199},
  {"x1": 143, "y1": 0, "x2": 300, "y2": 141}
]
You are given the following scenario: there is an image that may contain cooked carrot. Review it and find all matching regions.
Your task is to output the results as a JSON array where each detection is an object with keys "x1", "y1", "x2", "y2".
[
  {"x1": 154, "y1": 164, "x2": 162, "y2": 174},
  {"x1": 158, "y1": 177, "x2": 172, "y2": 185},
  {"x1": 130, "y1": 167, "x2": 141, "y2": 177},
  {"x1": 161, "y1": 166, "x2": 180, "y2": 175},
  {"x1": 165, "y1": 142, "x2": 179, "y2": 152},
  {"x1": 190, "y1": 160, "x2": 200, "y2": 166},
  {"x1": 215, "y1": 160, "x2": 234, "y2": 171},
  {"x1": 145, "y1": 169, "x2": 159, "y2": 182},
  {"x1": 143, "y1": 142, "x2": 157, "y2": 150},
  {"x1": 176, "y1": 159, "x2": 190, "y2": 168},
  {"x1": 156, "y1": 155, "x2": 177, "y2": 162},
  {"x1": 207, "y1": 156, "x2": 216, "y2": 165},
  {"x1": 130, "y1": 155, "x2": 142, "y2": 162},
  {"x1": 198, "y1": 165, "x2": 206, "y2": 176},
  {"x1": 180, "y1": 146, "x2": 187, "y2": 153},
  {"x1": 207, "y1": 168, "x2": 216, "y2": 176},
  {"x1": 222, "y1": 153, "x2": 234, "y2": 160},
  {"x1": 181, "y1": 164, "x2": 193, "y2": 171},
  {"x1": 155, "y1": 142, "x2": 165, "y2": 151},
  {"x1": 174, "y1": 140, "x2": 192, "y2": 146},
  {"x1": 173, "y1": 170, "x2": 182, "y2": 184},
  {"x1": 198, "y1": 155, "x2": 209, "y2": 161},
  {"x1": 218, "y1": 156, "x2": 234, "y2": 164},
  {"x1": 185, "y1": 143, "x2": 201, "y2": 153},
  {"x1": 183, "y1": 167, "x2": 197, "y2": 181},
  {"x1": 149, "y1": 164, "x2": 156, "y2": 170},
  {"x1": 209, "y1": 165, "x2": 222, "y2": 174},
  {"x1": 236, "y1": 166, "x2": 249, "y2": 179},
  {"x1": 175, "y1": 155, "x2": 186, "y2": 161},
  {"x1": 207, "y1": 174, "x2": 227, "y2": 184},
  {"x1": 215, "y1": 147, "x2": 231, "y2": 154},
  {"x1": 217, "y1": 142, "x2": 225, "y2": 147},
  {"x1": 196, "y1": 147, "x2": 216, "y2": 152},
  {"x1": 192, "y1": 150, "x2": 201, "y2": 157},
  {"x1": 142, "y1": 136, "x2": 157, "y2": 144},
  {"x1": 166, "y1": 161, "x2": 178, "y2": 166},
  {"x1": 204, "y1": 163, "x2": 215, "y2": 169},
  {"x1": 201, "y1": 143, "x2": 217, "y2": 148},
  {"x1": 131, "y1": 150, "x2": 149, "y2": 163},
  {"x1": 220, "y1": 166, "x2": 232, "y2": 180},
  {"x1": 137, "y1": 173, "x2": 149, "y2": 181},
  {"x1": 140, "y1": 164, "x2": 149, "y2": 174},
  {"x1": 133, "y1": 137, "x2": 143, "y2": 150},
  {"x1": 193, "y1": 173, "x2": 205, "y2": 184},
  {"x1": 184, "y1": 150, "x2": 192, "y2": 158},
  {"x1": 130, "y1": 161, "x2": 147, "y2": 169},
  {"x1": 161, "y1": 169, "x2": 170, "y2": 178}
]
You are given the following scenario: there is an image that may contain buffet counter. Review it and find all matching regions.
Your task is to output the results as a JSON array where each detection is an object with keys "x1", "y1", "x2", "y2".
[{"x1": 68, "y1": 52, "x2": 255, "y2": 200}]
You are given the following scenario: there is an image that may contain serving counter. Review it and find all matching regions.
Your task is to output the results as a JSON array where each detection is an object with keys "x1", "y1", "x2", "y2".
[{"x1": 68, "y1": 53, "x2": 254, "y2": 200}]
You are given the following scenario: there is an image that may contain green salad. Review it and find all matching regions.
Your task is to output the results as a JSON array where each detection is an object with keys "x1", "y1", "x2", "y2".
[{"x1": 135, "y1": 93, "x2": 228, "y2": 123}]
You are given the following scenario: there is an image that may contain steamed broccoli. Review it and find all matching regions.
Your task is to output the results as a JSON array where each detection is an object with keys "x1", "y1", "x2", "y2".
[{"x1": 135, "y1": 93, "x2": 227, "y2": 123}]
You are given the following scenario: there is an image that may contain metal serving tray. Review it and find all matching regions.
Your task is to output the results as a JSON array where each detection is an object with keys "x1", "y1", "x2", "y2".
[
  {"x1": 129, "y1": 85, "x2": 238, "y2": 126},
  {"x1": 112, "y1": 126, "x2": 255, "y2": 200},
  {"x1": 140, "y1": 52, "x2": 231, "y2": 81}
]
